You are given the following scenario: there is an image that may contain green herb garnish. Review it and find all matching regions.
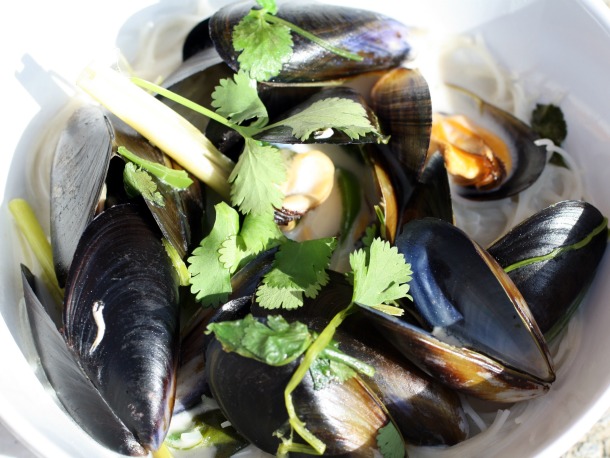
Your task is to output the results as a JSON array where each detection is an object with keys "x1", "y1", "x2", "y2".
[
  {"x1": 118, "y1": 146, "x2": 193, "y2": 189},
  {"x1": 530, "y1": 103, "x2": 567, "y2": 146},
  {"x1": 233, "y1": 0, "x2": 363, "y2": 82},
  {"x1": 255, "y1": 238, "x2": 337, "y2": 310},
  {"x1": 376, "y1": 422, "x2": 404, "y2": 458},
  {"x1": 123, "y1": 162, "x2": 165, "y2": 206},
  {"x1": 206, "y1": 313, "x2": 375, "y2": 392},
  {"x1": 131, "y1": 74, "x2": 382, "y2": 216},
  {"x1": 188, "y1": 202, "x2": 284, "y2": 307}
]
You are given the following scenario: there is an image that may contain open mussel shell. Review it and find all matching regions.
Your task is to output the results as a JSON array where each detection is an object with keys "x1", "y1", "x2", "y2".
[
  {"x1": 366, "y1": 146, "x2": 452, "y2": 244},
  {"x1": 401, "y1": 152, "x2": 453, "y2": 225},
  {"x1": 488, "y1": 200, "x2": 608, "y2": 340},
  {"x1": 209, "y1": 1, "x2": 412, "y2": 83},
  {"x1": 205, "y1": 323, "x2": 403, "y2": 457},
  {"x1": 251, "y1": 272, "x2": 469, "y2": 446},
  {"x1": 431, "y1": 85, "x2": 547, "y2": 200},
  {"x1": 364, "y1": 217, "x2": 555, "y2": 402},
  {"x1": 21, "y1": 266, "x2": 147, "y2": 456},
  {"x1": 62, "y1": 202, "x2": 180, "y2": 452},
  {"x1": 370, "y1": 67, "x2": 432, "y2": 179},
  {"x1": 50, "y1": 104, "x2": 113, "y2": 287}
]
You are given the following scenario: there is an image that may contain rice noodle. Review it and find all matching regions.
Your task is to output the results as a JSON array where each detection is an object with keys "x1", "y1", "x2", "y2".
[{"x1": 24, "y1": 3, "x2": 587, "y2": 457}]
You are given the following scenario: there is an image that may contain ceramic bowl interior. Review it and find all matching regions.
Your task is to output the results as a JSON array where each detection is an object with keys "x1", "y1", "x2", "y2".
[{"x1": 1, "y1": 0, "x2": 610, "y2": 457}]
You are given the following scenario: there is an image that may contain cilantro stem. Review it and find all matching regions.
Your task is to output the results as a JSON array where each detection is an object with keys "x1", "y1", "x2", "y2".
[
  {"x1": 9, "y1": 199, "x2": 64, "y2": 305},
  {"x1": 320, "y1": 346, "x2": 375, "y2": 377},
  {"x1": 503, "y1": 217, "x2": 608, "y2": 273},
  {"x1": 130, "y1": 77, "x2": 249, "y2": 140},
  {"x1": 282, "y1": 302, "x2": 357, "y2": 455},
  {"x1": 260, "y1": 12, "x2": 364, "y2": 62},
  {"x1": 77, "y1": 64, "x2": 233, "y2": 200}
]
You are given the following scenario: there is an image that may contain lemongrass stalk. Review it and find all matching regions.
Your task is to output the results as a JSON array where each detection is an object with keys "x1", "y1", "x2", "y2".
[
  {"x1": 9, "y1": 199, "x2": 63, "y2": 304},
  {"x1": 152, "y1": 443, "x2": 174, "y2": 458},
  {"x1": 77, "y1": 63, "x2": 233, "y2": 200}
]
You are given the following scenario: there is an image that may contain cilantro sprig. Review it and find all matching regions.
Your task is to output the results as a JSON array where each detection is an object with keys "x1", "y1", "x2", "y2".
[
  {"x1": 131, "y1": 73, "x2": 382, "y2": 216},
  {"x1": 188, "y1": 202, "x2": 284, "y2": 307},
  {"x1": 256, "y1": 238, "x2": 337, "y2": 310},
  {"x1": 118, "y1": 146, "x2": 195, "y2": 207},
  {"x1": 233, "y1": 0, "x2": 363, "y2": 82}
]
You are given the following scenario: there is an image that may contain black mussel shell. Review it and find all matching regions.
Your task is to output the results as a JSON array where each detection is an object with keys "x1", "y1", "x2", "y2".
[
  {"x1": 174, "y1": 249, "x2": 277, "y2": 414},
  {"x1": 205, "y1": 326, "x2": 402, "y2": 457},
  {"x1": 401, "y1": 151, "x2": 453, "y2": 225},
  {"x1": 62, "y1": 202, "x2": 180, "y2": 451},
  {"x1": 210, "y1": 1, "x2": 412, "y2": 83},
  {"x1": 50, "y1": 105, "x2": 113, "y2": 287},
  {"x1": 371, "y1": 67, "x2": 432, "y2": 180},
  {"x1": 21, "y1": 266, "x2": 147, "y2": 456},
  {"x1": 488, "y1": 200, "x2": 608, "y2": 339},
  {"x1": 182, "y1": 18, "x2": 214, "y2": 61},
  {"x1": 363, "y1": 218, "x2": 555, "y2": 402},
  {"x1": 252, "y1": 272, "x2": 469, "y2": 446}
]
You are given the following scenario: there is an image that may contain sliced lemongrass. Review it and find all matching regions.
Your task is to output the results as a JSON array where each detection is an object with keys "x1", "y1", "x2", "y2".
[
  {"x1": 9, "y1": 199, "x2": 63, "y2": 304},
  {"x1": 77, "y1": 63, "x2": 232, "y2": 200}
]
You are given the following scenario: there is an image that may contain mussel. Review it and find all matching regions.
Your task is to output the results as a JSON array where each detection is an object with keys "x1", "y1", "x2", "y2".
[
  {"x1": 370, "y1": 67, "x2": 432, "y2": 180},
  {"x1": 50, "y1": 105, "x2": 113, "y2": 287},
  {"x1": 250, "y1": 272, "x2": 469, "y2": 447},
  {"x1": 488, "y1": 200, "x2": 608, "y2": 340},
  {"x1": 209, "y1": 1, "x2": 413, "y2": 83},
  {"x1": 24, "y1": 202, "x2": 181, "y2": 455},
  {"x1": 360, "y1": 217, "x2": 555, "y2": 402},
  {"x1": 429, "y1": 86, "x2": 547, "y2": 199}
]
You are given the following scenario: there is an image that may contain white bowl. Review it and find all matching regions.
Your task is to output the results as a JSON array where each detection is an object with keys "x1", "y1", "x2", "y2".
[{"x1": 1, "y1": 0, "x2": 610, "y2": 457}]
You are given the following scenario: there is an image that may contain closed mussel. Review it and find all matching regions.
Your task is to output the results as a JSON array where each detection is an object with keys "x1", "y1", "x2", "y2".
[
  {"x1": 205, "y1": 317, "x2": 404, "y2": 457},
  {"x1": 250, "y1": 272, "x2": 469, "y2": 447},
  {"x1": 62, "y1": 202, "x2": 180, "y2": 453},
  {"x1": 209, "y1": 1, "x2": 413, "y2": 82},
  {"x1": 488, "y1": 200, "x2": 608, "y2": 340}
]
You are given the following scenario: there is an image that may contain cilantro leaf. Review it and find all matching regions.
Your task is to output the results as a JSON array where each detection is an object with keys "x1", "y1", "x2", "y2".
[
  {"x1": 275, "y1": 97, "x2": 379, "y2": 141},
  {"x1": 376, "y1": 422, "x2": 404, "y2": 458},
  {"x1": 118, "y1": 146, "x2": 193, "y2": 189},
  {"x1": 229, "y1": 138, "x2": 286, "y2": 215},
  {"x1": 240, "y1": 211, "x2": 285, "y2": 252},
  {"x1": 211, "y1": 71, "x2": 268, "y2": 126},
  {"x1": 264, "y1": 238, "x2": 336, "y2": 289},
  {"x1": 188, "y1": 202, "x2": 240, "y2": 307},
  {"x1": 219, "y1": 212, "x2": 284, "y2": 273},
  {"x1": 256, "y1": 238, "x2": 336, "y2": 310},
  {"x1": 233, "y1": 10, "x2": 293, "y2": 81},
  {"x1": 255, "y1": 284, "x2": 303, "y2": 310},
  {"x1": 206, "y1": 314, "x2": 312, "y2": 366},
  {"x1": 256, "y1": 270, "x2": 329, "y2": 310},
  {"x1": 350, "y1": 238, "x2": 412, "y2": 308},
  {"x1": 530, "y1": 103, "x2": 567, "y2": 146},
  {"x1": 123, "y1": 162, "x2": 164, "y2": 206}
]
